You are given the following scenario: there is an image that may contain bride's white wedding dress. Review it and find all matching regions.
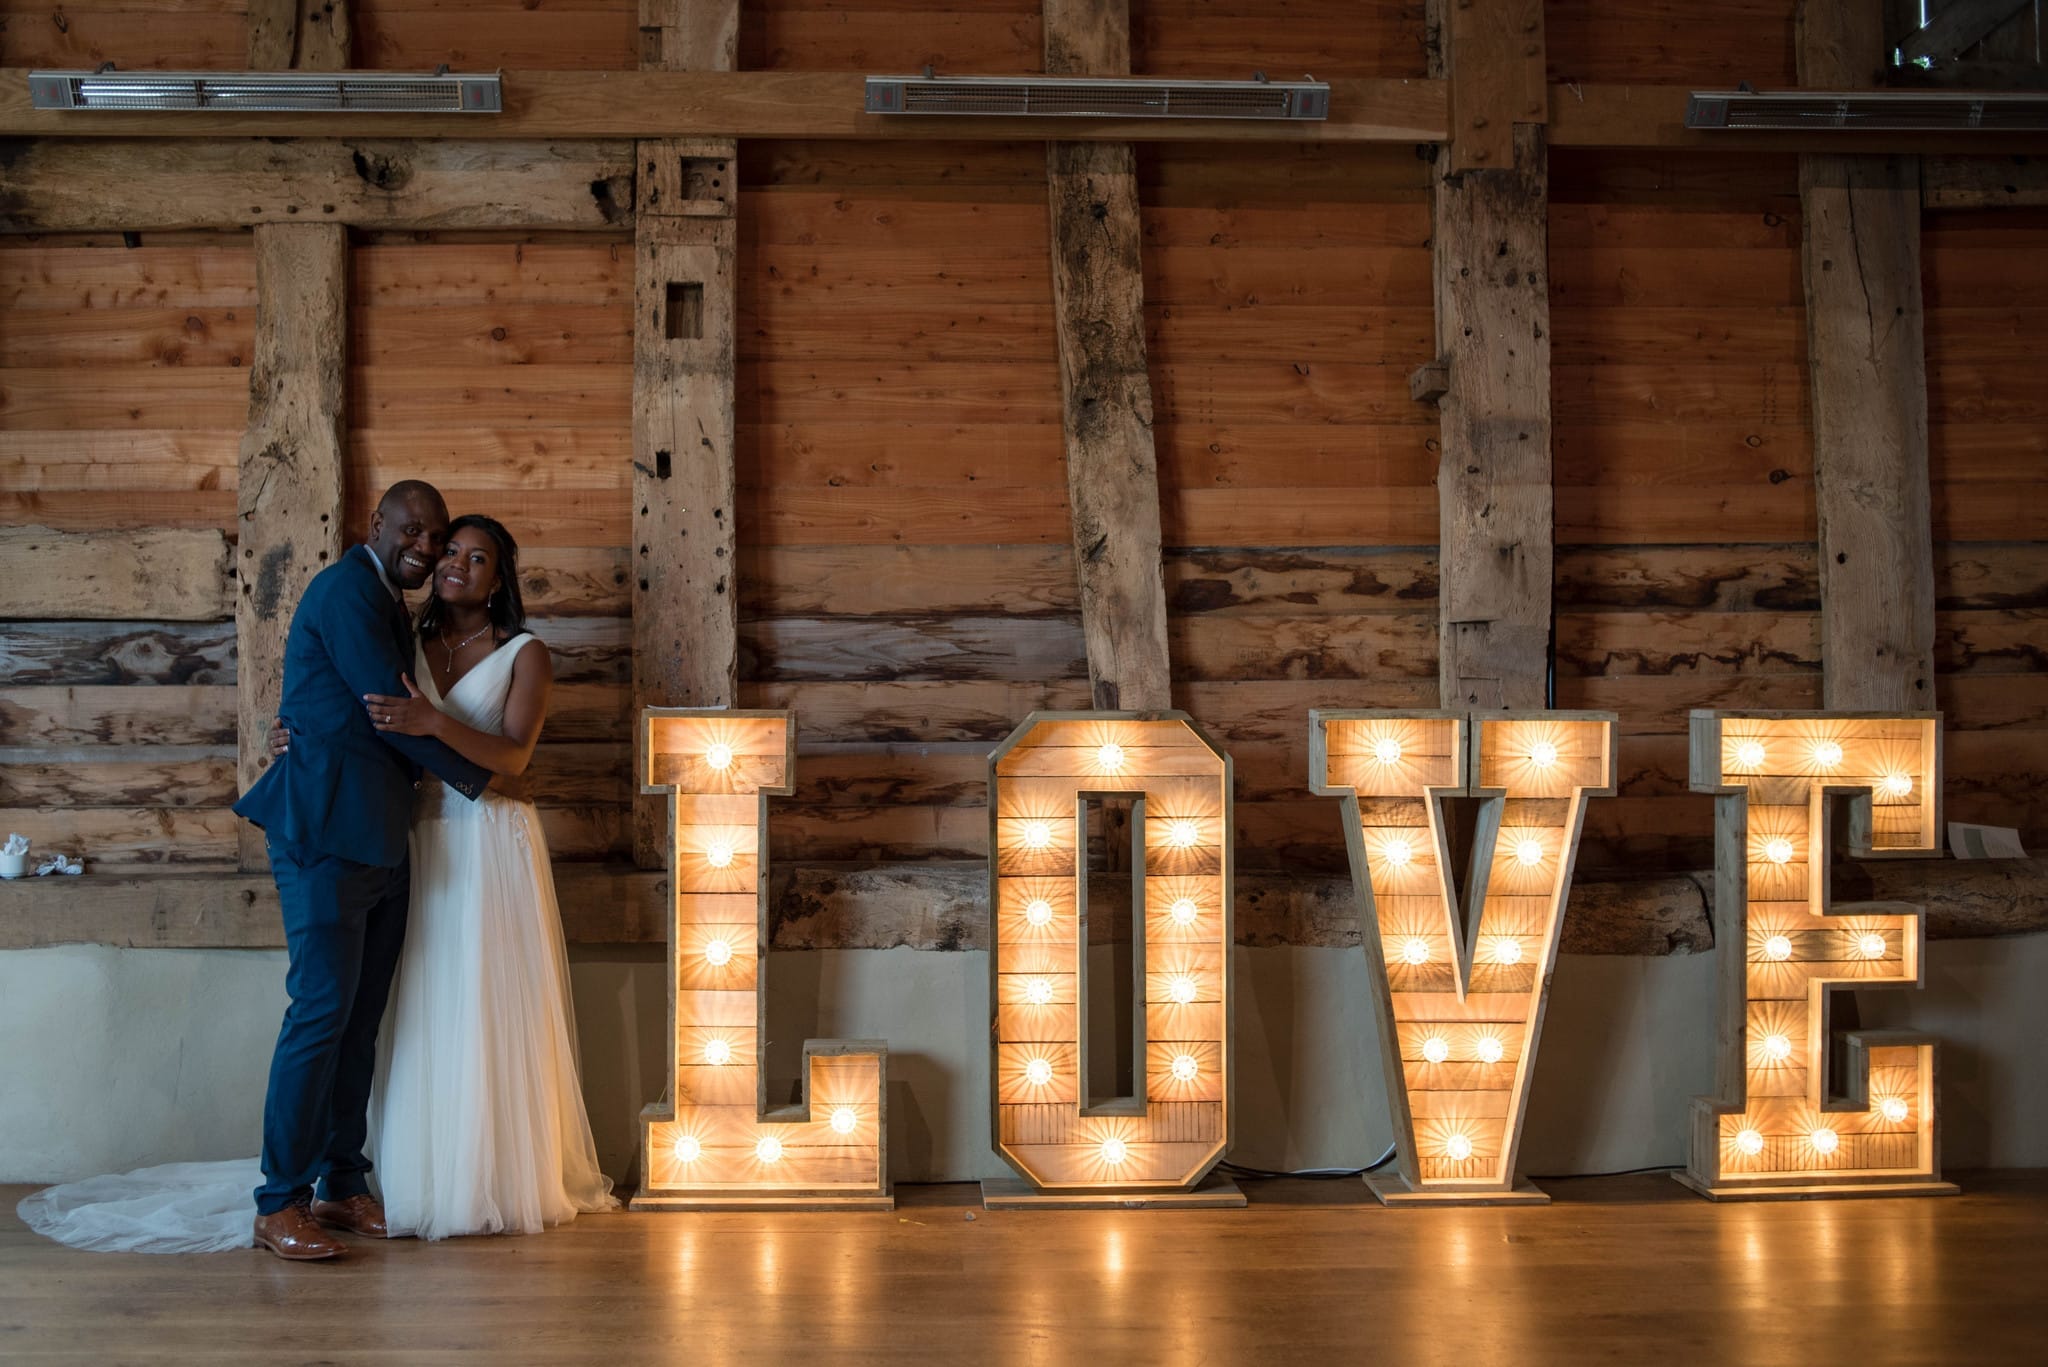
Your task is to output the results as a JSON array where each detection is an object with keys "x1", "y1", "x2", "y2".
[{"x1": 18, "y1": 632, "x2": 614, "y2": 1251}]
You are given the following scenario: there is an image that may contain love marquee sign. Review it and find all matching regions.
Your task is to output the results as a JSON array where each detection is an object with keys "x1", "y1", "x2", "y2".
[{"x1": 633, "y1": 706, "x2": 1957, "y2": 1210}]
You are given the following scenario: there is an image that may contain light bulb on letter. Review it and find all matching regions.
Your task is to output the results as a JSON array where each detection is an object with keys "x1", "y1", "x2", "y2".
[
  {"x1": 1100, "y1": 1137, "x2": 1128, "y2": 1165},
  {"x1": 1475, "y1": 1036, "x2": 1505, "y2": 1065},
  {"x1": 1882, "y1": 772, "x2": 1912, "y2": 798},
  {"x1": 756, "y1": 1136, "x2": 784, "y2": 1163},
  {"x1": 1373, "y1": 737, "x2": 1403, "y2": 765},
  {"x1": 1167, "y1": 819, "x2": 1201, "y2": 849},
  {"x1": 1096, "y1": 743, "x2": 1125, "y2": 772},
  {"x1": 1444, "y1": 1133, "x2": 1474, "y2": 1162},
  {"x1": 1813, "y1": 740, "x2": 1843, "y2": 768},
  {"x1": 1809, "y1": 1127, "x2": 1839, "y2": 1155},
  {"x1": 1168, "y1": 975, "x2": 1199, "y2": 1005},
  {"x1": 1736, "y1": 740, "x2": 1767, "y2": 768},
  {"x1": 1734, "y1": 1128, "x2": 1764, "y2": 1156},
  {"x1": 1530, "y1": 741, "x2": 1558, "y2": 768},
  {"x1": 1025, "y1": 978, "x2": 1054, "y2": 1006},
  {"x1": 673, "y1": 1134, "x2": 702, "y2": 1163},
  {"x1": 1763, "y1": 935, "x2": 1793, "y2": 962},
  {"x1": 706, "y1": 839, "x2": 736, "y2": 869},
  {"x1": 1400, "y1": 937, "x2": 1431, "y2": 966},
  {"x1": 1170, "y1": 1054, "x2": 1199, "y2": 1083},
  {"x1": 830, "y1": 1106, "x2": 858, "y2": 1135},
  {"x1": 1024, "y1": 1057, "x2": 1053, "y2": 1087},
  {"x1": 703, "y1": 937, "x2": 734, "y2": 967},
  {"x1": 1858, "y1": 933, "x2": 1887, "y2": 959},
  {"x1": 1421, "y1": 1036, "x2": 1450, "y2": 1065},
  {"x1": 1515, "y1": 838, "x2": 1545, "y2": 867},
  {"x1": 1491, "y1": 936, "x2": 1523, "y2": 966},
  {"x1": 1880, "y1": 1097, "x2": 1909, "y2": 1124},
  {"x1": 1021, "y1": 820, "x2": 1053, "y2": 850},
  {"x1": 704, "y1": 742, "x2": 733, "y2": 771},
  {"x1": 1382, "y1": 837, "x2": 1413, "y2": 868},
  {"x1": 1762, "y1": 1033, "x2": 1793, "y2": 1063},
  {"x1": 1169, "y1": 897, "x2": 1198, "y2": 927},
  {"x1": 1025, "y1": 898, "x2": 1053, "y2": 927},
  {"x1": 703, "y1": 1038, "x2": 733, "y2": 1066},
  {"x1": 1763, "y1": 837, "x2": 1794, "y2": 865}
]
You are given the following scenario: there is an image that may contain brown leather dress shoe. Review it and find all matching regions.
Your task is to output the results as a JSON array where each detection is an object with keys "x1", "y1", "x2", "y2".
[
  {"x1": 253, "y1": 1204, "x2": 346, "y2": 1261},
  {"x1": 310, "y1": 1193, "x2": 390, "y2": 1238}
]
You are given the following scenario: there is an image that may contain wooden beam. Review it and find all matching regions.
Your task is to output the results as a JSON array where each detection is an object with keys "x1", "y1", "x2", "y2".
[
  {"x1": 235, "y1": 223, "x2": 347, "y2": 869},
  {"x1": 0, "y1": 139, "x2": 635, "y2": 233},
  {"x1": 0, "y1": 527, "x2": 232, "y2": 622},
  {"x1": 1438, "y1": 0, "x2": 1546, "y2": 172},
  {"x1": 1044, "y1": 0, "x2": 1171, "y2": 712},
  {"x1": 1902, "y1": 0, "x2": 2032, "y2": 65},
  {"x1": 631, "y1": 2, "x2": 741, "y2": 867},
  {"x1": 1922, "y1": 154, "x2": 2048, "y2": 208},
  {"x1": 1548, "y1": 83, "x2": 2048, "y2": 154},
  {"x1": 0, "y1": 70, "x2": 1448, "y2": 144},
  {"x1": 4, "y1": 858, "x2": 2041, "y2": 953},
  {"x1": 248, "y1": 0, "x2": 351, "y2": 71},
  {"x1": 1430, "y1": 0, "x2": 1554, "y2": 711},
  {"x1": 1800, "y1": 2, "x2": 1937, "y2": 712}
]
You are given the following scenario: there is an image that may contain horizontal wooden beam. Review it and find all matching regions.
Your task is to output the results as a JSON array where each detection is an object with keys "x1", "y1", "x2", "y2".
[
  {"x1": 1923, "y1": 154, "x2": 2048, "y2": 208},
  {"x1": 4, "y1": 858, "x2": 2041, "y2": 955},
  {"x1": 0, "y1": 138, "x2": 635, "y2": 231},
  {"x1": 0, "y1": 73, "x2": 2042, "y2": 151},
  {"x1": 0, "y1": 70, "x2": 1445, "y2": 144},
  {"x1": 0, "y1": 526, "x2": 232, "y2": 621}
]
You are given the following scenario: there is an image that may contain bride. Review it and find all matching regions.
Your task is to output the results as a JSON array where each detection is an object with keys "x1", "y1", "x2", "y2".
[{"x1": 19, "y1": 514, "x2": 615, "y2": 1251}]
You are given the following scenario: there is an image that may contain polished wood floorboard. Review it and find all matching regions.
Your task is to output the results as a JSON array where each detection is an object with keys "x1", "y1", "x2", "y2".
[{"x1": 5, "y1": 1173, "x2": 2045, "y2": 1365}]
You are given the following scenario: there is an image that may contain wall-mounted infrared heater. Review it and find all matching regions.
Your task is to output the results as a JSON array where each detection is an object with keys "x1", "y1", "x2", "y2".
[
  {"x1": 1686, "y1": 89, "x2": 2048, "y2": 131},
  {"x1": 865, "y1": 74, "x2": 1329, "y2": 120},
  {"x1": 28, "y1": 69, "x2": 502, "y2": 113}
]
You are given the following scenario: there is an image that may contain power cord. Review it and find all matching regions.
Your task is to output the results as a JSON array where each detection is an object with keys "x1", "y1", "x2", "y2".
[{"x1": 1220, "y1": 1143, "x2": 1397, "y2": 1181}]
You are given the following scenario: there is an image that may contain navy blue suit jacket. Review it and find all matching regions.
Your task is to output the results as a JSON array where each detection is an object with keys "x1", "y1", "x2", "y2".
[{"x1": 234, "y1": 545, "x2": 492, "y2": 868}]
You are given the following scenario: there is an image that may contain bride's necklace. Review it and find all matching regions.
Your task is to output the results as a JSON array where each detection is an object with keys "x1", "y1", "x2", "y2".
[{"x1": 440, "y1": 620, "x2": 492, "y2": 673}]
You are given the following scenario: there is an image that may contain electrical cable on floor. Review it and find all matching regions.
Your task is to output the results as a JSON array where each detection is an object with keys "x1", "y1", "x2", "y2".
[
  {"x1": 1526, "y1": 1163, "x2": 1680, "y2": 1181},
  {"x1": 1220, "y1": 1143, "x2": 1396, "y2": 1181}
]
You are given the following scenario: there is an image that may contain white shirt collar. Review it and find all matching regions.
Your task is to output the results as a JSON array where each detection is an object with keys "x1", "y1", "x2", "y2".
[{"x1": 361, "y1": 543, "x2": 402, "y2": 602}]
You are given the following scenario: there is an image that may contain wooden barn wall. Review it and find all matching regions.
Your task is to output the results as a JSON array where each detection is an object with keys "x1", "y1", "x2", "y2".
[
  {"x1": 1547, "y1": 150, "x2": 1817, "y2": 875},
  {"x1": 1922, "y1": 208, "x2": 2048, "y2": 847},
  {"x1": 0, "y1": 233, "x2": 247, "y2": 866}
]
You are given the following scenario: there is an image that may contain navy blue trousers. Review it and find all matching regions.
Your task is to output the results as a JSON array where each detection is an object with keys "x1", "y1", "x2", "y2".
[{"x1": 255, "y1": 838, "x2": 410, "y2": 1216}]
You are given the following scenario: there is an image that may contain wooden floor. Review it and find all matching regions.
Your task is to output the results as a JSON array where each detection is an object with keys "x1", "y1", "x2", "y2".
[{"x1": 5, "y1": 1174, "x2": 2046, "y2": 1364}]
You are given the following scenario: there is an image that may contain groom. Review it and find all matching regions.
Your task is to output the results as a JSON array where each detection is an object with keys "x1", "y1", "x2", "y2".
[{"x1": 234, "y1": 480, "x2": 492, "y2": 1261}]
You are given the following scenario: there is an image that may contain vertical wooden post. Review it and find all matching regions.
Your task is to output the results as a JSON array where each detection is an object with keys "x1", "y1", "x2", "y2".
[
  {"x1": 1044, "y1": 0, "x2": 1172, "y2": 712},
  {"x1": 236, "y1": 6, "x2": 350, "y2": 870},
  {"x1": 633, "y1": 0, "x2": 741, "y2": 866},
  {"x1": 1799, "y1": 0, "x2": 1937, "y2": 711},
  {"x1": 1425, "y1": 0, "x2": 1553, "y2": 710}
]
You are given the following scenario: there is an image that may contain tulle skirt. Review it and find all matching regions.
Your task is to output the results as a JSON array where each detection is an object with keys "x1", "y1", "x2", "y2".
[
  {"x1": 17, "y1": 791, "x2": 615, "y2": 1253},
  {"x1": 374, "y1": 789, "x2": 616, "y2": 1240}
]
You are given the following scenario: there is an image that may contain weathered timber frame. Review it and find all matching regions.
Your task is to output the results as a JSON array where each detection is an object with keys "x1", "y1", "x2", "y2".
[{"x1": 3, "y1": 0, "x2": 2048, "y2": 953}]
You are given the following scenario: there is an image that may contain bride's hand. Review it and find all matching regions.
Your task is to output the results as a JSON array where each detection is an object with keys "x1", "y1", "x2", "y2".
[
  {"x1": 267, "y1": 718, "x2": 290, "y2": 758},
  {"x1": 364, "y1": 676, "x2": 442, "y2": 737}
]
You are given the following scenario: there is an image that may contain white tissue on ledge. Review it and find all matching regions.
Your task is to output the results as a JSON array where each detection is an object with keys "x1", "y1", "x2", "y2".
[
  {"x1": 35, "y1": 854, "x2": 82, "y2": 876},
  {"x1": 2, "y1": 833, "x2": 28, "y2": 856}
]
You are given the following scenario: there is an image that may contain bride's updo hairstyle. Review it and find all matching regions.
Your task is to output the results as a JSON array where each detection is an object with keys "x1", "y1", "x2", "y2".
[{"x1": 417, "y1": 513, "x2": 528, "y2": 641}]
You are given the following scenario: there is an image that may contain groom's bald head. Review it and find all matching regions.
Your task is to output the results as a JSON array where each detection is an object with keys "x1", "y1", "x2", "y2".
[{"x1": 367, "y1": 481, "x2": 452, "y2": 591}]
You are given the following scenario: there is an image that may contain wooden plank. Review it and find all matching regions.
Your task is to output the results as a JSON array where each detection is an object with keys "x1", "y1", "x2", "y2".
[
  {"x1": 0, "y1": 687, "x2": 235, "y2": 748},
  {"x1": 1433, "y1": 121, "x2": 1552, "y2": 710},
  {"x1": 1800, "y1": 2, "x2": 1937, "y2": 714},
  {"x1": 0, "y1": 526, "x2": 232, "y2": 621},
  {"x1": 1044, "y1": 0, "x2": 1171, "y2": 712},
  {"x1": 0, "y1": 140, "x2": 637, "y2": 233},
  {"x1": 632, "y1": 2, "x2": 741, "y2": 867},
  {"x1": 3, "y1": 857, "x2": 2041, "y2": 953},
  {"x1": 235, "y1": 223, "x2": 348, "y2": 868},
  {"x1": 0, "y1": 622, "x2": 236, "y2": 686},
  {"x1": 0, "y1": 747, "x2": 238, "y2": 809},
  {"x1": 1902, "y1": 0, "x2": 2032, "y2": 64},
  {"x1": 1922, "y1": 156, "x2": 2048, "y2": 210}
]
